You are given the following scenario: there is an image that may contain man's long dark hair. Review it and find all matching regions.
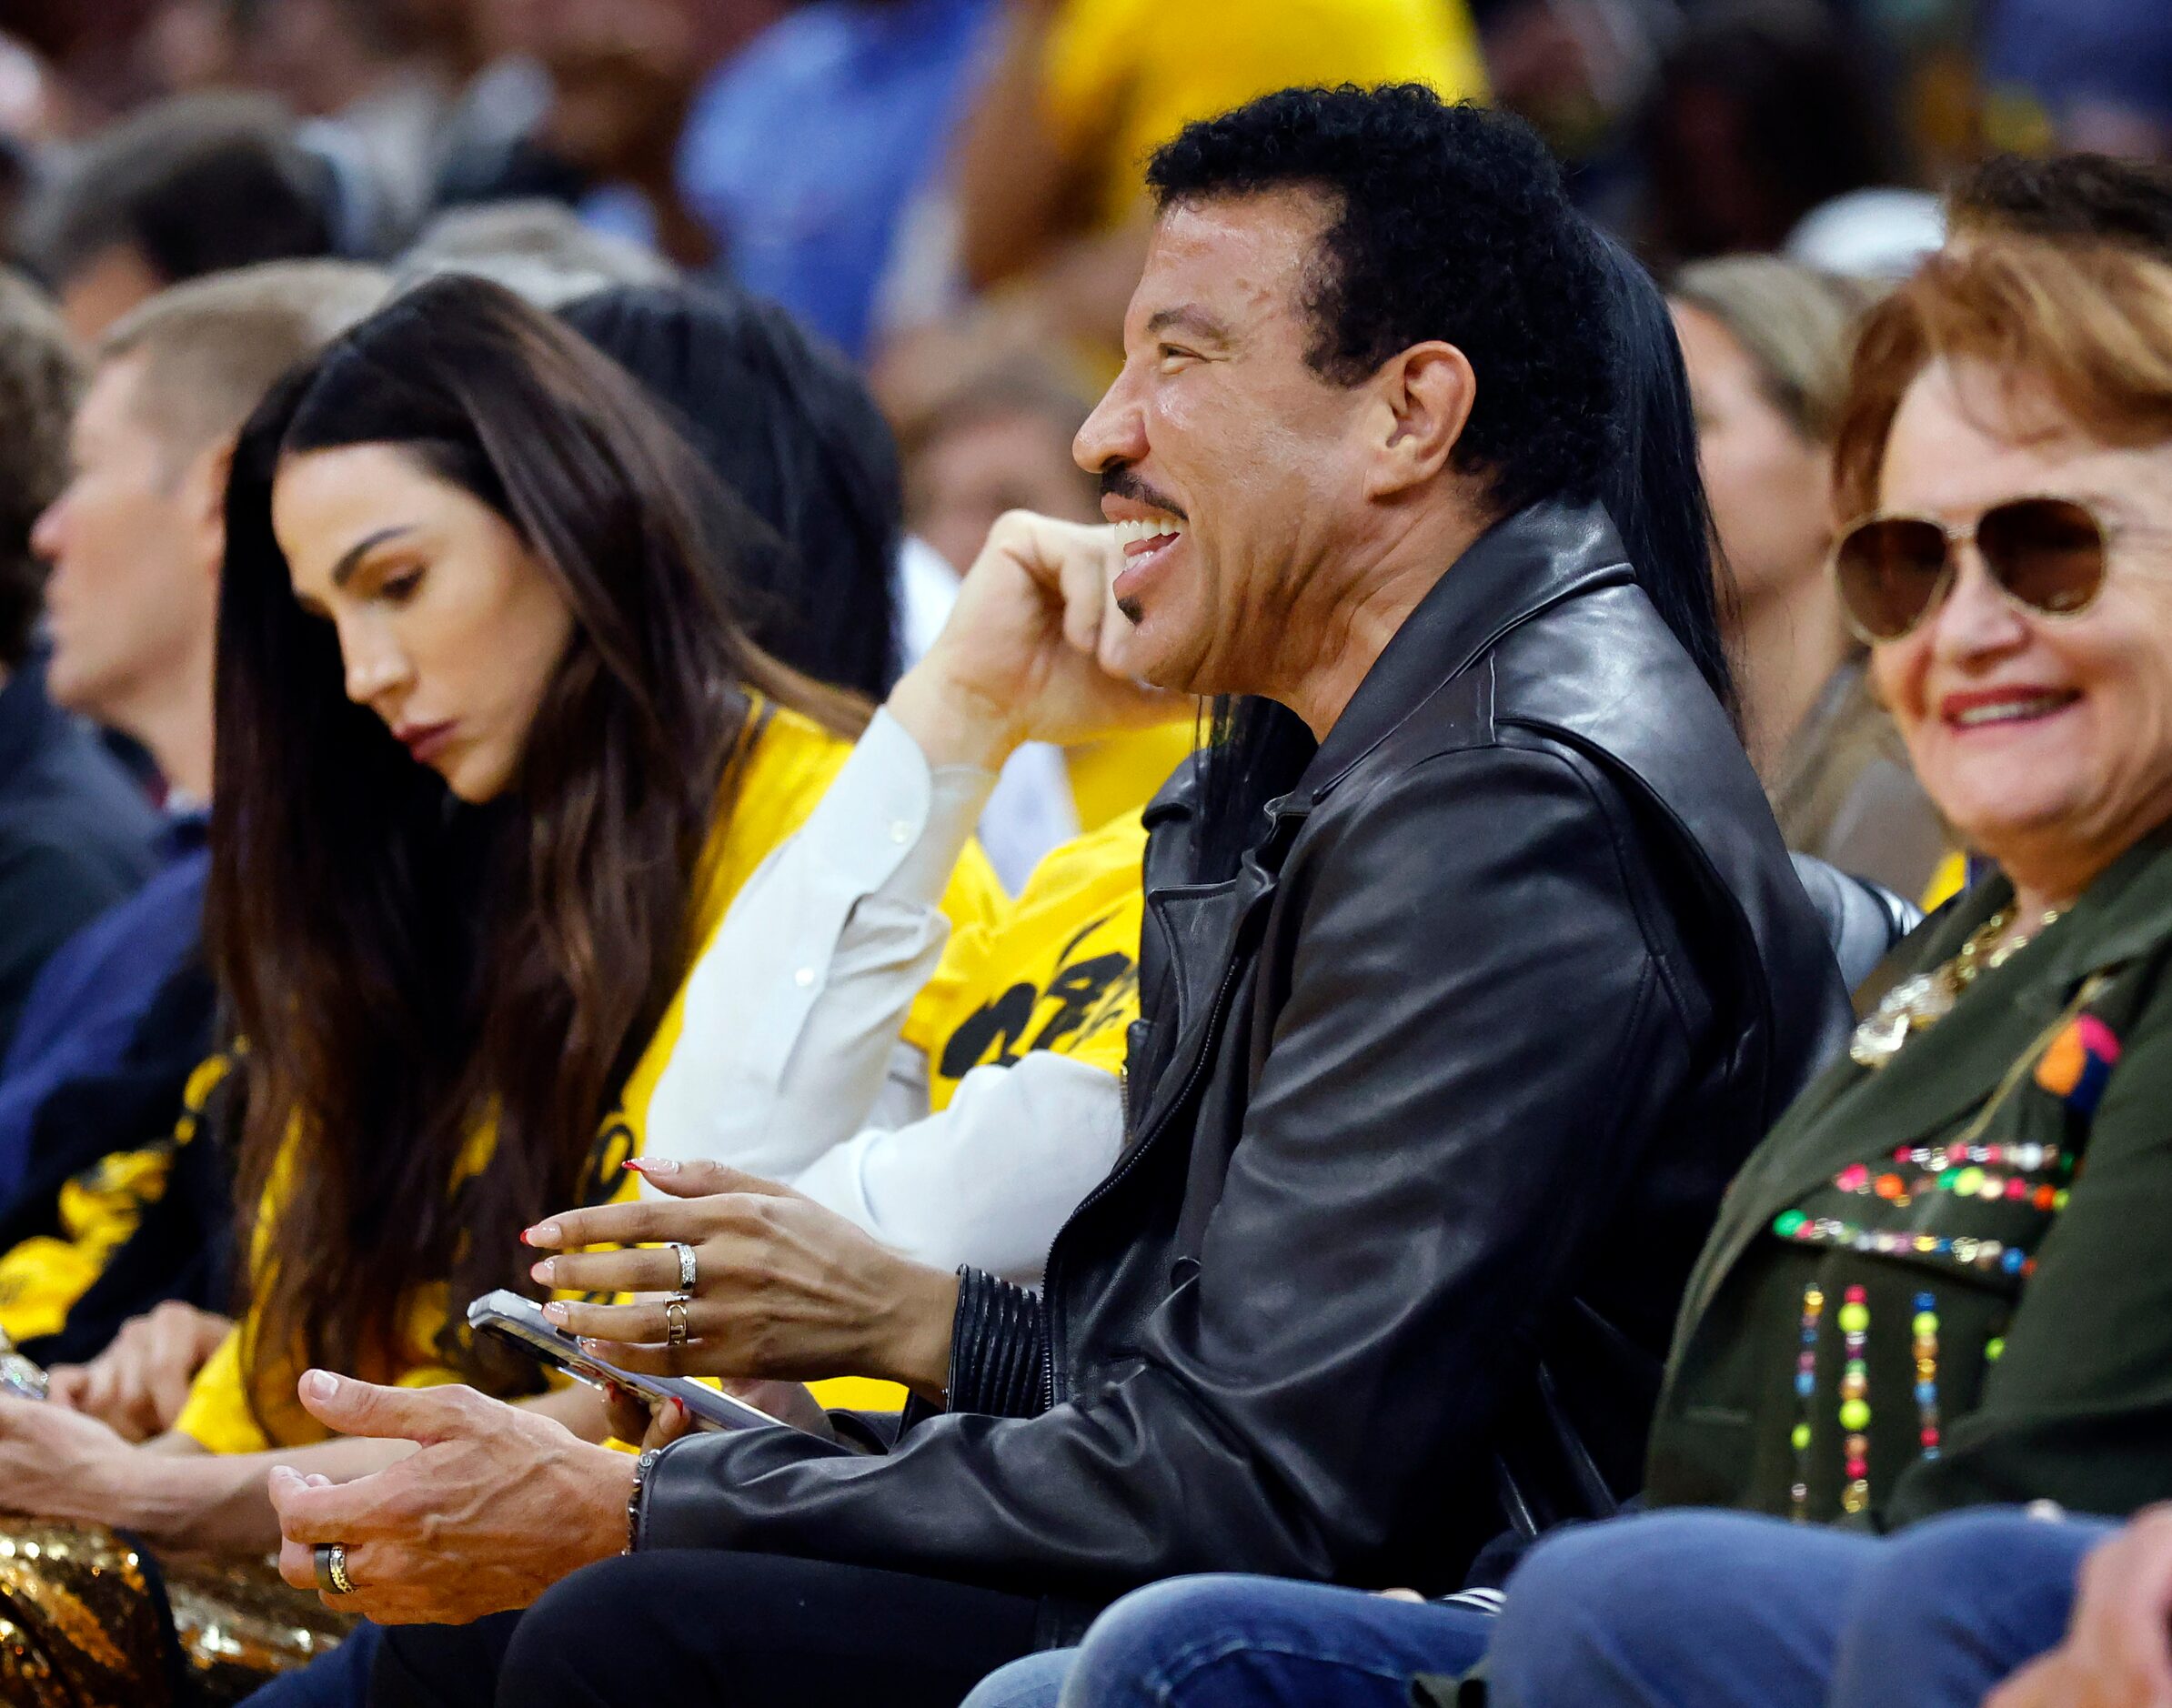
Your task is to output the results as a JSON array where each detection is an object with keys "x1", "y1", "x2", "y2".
[
  {"x1": 207, "y1": 274, "x2": 863, "y2": 1416},
  {"x1": 1590, "y1": 227, "x2": 1739, "y2": 724}
]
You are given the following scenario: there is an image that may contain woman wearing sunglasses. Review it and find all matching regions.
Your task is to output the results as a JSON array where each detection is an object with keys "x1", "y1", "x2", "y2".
[{"x1": 1457, "y1": 234, "x2": 2172, "y2": 1707}]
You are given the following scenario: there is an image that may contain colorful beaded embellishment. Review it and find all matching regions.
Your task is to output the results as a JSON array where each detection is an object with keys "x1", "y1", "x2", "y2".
[
  {"x1": 1790, "y1": 1282, "x2": 1824, "y2": 1522},
  {"x1": 1838, "y1": 1286, "x2": 1872, "y2": 1515},
  {"x1": 1913, "y1": 1291, "x2": 1940, "y2": 1461},
  {"x1": 1772, "y1": 1211, "x2": 2034, "y2": 1277}
]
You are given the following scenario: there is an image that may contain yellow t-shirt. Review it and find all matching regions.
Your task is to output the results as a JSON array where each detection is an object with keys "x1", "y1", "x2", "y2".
[
  {"x1": 1063, "y1": 722, "x2": 1197, "y2": 839},
  {"x1": 175, "y1": 704, "x2": 1004, "y2": 1452},
  {"x1": 1041, "y1": 0, "x2": 1491, "y2": 234},
  {"x1": 903, "y1": 809, "x2": 1148, "y2": 1111}
]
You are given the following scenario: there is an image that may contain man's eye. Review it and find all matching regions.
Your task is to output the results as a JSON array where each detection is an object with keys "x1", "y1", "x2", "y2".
[{"x1": 1158, "y1": 345, "x2": 1200, "y2": 369}]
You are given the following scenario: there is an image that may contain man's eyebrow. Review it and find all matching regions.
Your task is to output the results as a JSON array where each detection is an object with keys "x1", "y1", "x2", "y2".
[
  {"x1": 1144, "y1": 306, "x2": 1232, "y2": 344},
  {"x1": 329, "y1": 525, "x2": 415, "y2": 588}
]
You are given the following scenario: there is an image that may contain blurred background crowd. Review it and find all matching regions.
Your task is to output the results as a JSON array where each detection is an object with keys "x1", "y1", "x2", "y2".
[
  {"x1": 8, "y1": 0, "x2": 2169, "y2": 358},
  {"x1": 4, "y1": 0, "x2": 2167, "y2": 907}
]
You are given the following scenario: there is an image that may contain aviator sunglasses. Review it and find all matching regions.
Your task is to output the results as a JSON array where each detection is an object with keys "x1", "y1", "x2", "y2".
[{"x1": 1831, "y1": 496, "x2": 2112, "y2": 643}]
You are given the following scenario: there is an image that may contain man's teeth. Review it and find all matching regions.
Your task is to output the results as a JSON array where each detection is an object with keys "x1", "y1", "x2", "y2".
[
  {"x1": 1111, "y1": 517, "x2": 1187, "y2": 549},
  {"x1": 1953, "y1": 695, "x2": 2073, "y2": 728}
]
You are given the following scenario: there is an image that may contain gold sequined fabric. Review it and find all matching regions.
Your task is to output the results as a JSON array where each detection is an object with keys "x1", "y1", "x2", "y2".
[
  {"x1": 162, "y1": 1550, "x2": 351, "y2": 1705},
  {"x1": 0, "y1": 1522, "x2": 166, "y2": 1707},
  {"x1": 0, "y1": 1523, "x2": 351, "y2": 1707}
]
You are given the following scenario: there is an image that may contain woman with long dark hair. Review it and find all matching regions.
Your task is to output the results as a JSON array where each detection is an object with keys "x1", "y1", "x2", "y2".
[{"x1": 0, "y1": 273, "x2": 998, "y2": 1632}]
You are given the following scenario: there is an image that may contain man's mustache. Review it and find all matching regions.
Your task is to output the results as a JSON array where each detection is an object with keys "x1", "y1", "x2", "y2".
[{"x1": 1099, "y1": 465, "x2": 1189, "y2": 522}]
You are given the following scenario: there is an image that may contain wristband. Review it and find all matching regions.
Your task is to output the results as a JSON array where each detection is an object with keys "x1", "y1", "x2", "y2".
[{"x1": 626, "y1": 1448, "x2": 662, "y2": 1553}]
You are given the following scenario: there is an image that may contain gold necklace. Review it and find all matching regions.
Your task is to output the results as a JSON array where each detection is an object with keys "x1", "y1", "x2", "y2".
[{"x1": 1849, "y1": 905, "x2": 2063, "y2": 1070}]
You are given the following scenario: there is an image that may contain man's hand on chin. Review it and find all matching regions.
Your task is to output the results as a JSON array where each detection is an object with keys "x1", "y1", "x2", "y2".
[{"x1": 268, "y1": 1371, "x2": 636, "y2": 1625}]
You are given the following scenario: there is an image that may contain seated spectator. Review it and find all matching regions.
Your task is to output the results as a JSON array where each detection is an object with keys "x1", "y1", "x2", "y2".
[
  {"x1": 957, "y1": 179, "x2": 2172, "y2": 1708},
  {"x1": 397, "y1": 199, "x2": 676, "y2": 310},
  {"x1": 1670, "y1": 256, "x2": 1950, "y2": 899},
  {"x1": 0, "y1": 260, "x2": 387, "y2": 1387},
  {"x1": 0, "y1": 269, "x2": 162, "y2": 1055},
  {"x1": 937, "y1": 0, "x2": 1488, "y2": 367},
  {"x1": 675, "y1": 0, "x2": 1001, "y2": 363},
  {"x1": 1948, "y1": 150, "x2": 2172, "y2": 256},
  {"x1": 17, "y1": 92, "x2": 339, "y2": 339},
  {"x1": 0, "y1": 273, "x2": 1001, "y2": 1697},
  {"x1": 946, "y1": 213, "x2": 1863, "y2": 1708},
  {"x1": 900, "y1": 354, "x2": 1198, "y2": 883},
  {"x1": 1980, "y1": 0, "x2": 2172, "y2": 164},
  {"x1": 226, "y1": 0, "x2": 456, "y2": 246},
  {"x1": 1472, "y1": 230, "x2": 2172, "y2": 1706},
  {"x1": 254, "y1": 86, "x2": 1843, "y2": 1708},
  {"x1": 1633, "y1": 0, "x2": 1895, "y2": 269}
]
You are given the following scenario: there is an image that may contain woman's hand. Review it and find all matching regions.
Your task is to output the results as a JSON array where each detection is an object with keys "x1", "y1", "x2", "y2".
[
  {"x1": 0, "y1": 1394, "x2": 141, "y2": 1525},
  {"x1": 523, "y1": 1159, "x2": 960, "y2": 1402},
  {"x1": 46, "y1": 1301, "x2": 234, "y2": 1442}
]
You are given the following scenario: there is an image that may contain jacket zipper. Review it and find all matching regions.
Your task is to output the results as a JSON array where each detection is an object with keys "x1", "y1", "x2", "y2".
[{"x1": 1041, "y1": 945, "x2": 1253, "y2": 1412}]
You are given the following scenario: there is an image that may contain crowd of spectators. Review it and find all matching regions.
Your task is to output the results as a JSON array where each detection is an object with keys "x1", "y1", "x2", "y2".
[{"x1": 0, "y1": 3, "x2": 2167, "y2": 1707}]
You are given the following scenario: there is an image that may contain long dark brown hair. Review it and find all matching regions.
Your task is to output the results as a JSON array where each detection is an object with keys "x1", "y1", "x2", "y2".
[{"x1": 208, "y1": 274, "x2": 864, "y2": 1415}]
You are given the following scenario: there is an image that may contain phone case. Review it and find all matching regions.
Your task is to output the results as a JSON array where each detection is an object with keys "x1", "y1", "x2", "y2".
[{"x1": 465, "y1": 1290, "x2": 793, "y2": 1434}]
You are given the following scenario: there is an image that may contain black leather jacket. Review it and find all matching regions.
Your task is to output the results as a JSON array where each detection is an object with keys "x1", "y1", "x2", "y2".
[{"x1": 638, "y1": 500, "x2": 1851, "y2": 1634}]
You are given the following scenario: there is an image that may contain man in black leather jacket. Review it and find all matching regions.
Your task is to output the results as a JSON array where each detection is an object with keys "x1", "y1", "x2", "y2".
[{"x1": 302, "y1": 86, "x2": 1851, "y2": 1708}]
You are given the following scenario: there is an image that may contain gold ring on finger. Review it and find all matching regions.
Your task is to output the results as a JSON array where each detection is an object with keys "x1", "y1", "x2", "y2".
[
  {"x1": 664, "y1": 1295, "x2": 689, "y2": 1348},
  {"x1": 669, "y1": 1241, "x2": 698, "y2": 1291},
  {"x1": 314, "y1": 1542, "x2": 356, "y2": 1596}
]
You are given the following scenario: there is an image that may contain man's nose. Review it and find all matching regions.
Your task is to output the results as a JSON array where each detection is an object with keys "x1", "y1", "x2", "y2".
[{"x1": 1075, "y1": 370, "x2": 1148, "y2": 477}]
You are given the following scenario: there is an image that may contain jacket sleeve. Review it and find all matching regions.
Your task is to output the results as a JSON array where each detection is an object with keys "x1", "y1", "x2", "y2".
[
  {"x1": 638, "y1": 747, "x2": 1695, "y2": 1595},
  {"x1": 945, "y1": 1266, "x2": 1051, "y2": 1417},
  {"x1": 1885, "y1": 964, "x2": 2172, "y2": 1526}
]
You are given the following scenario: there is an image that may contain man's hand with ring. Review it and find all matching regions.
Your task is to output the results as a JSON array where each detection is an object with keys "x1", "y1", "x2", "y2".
[
  {"x1": 269, "y1": 1371, "x2": 633, "y2": 1623},
  {"x1": 523, "y1": 1158, "x2": 959, "y2": 1402}
]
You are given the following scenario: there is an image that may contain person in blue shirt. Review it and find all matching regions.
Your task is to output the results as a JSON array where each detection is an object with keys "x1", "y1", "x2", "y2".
[
  {"x1": 0, "y1": 271, "x2": 162, "y2": 1059},
  {"x1": 675, "y1": 0, "x2": 996, "y2": 362}
]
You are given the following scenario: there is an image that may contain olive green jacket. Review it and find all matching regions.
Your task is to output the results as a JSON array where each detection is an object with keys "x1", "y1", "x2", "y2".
[
  {"x1": 1646, "y1": 826, "x2": 2172, "y2": 1528},
  {"x1": 1427, "y1": 830, "x2": 2172, "y2": 1708}
]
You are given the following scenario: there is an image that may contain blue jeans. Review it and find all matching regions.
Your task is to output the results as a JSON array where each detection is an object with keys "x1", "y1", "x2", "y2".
[
  {"x1": 1486, "y1": 1505, "x2": 2110, "y2": 1708},
  {"x1": 236, "y1": 1621, "x2": 383, "y2": 1707},
  {"x1": 960, "y1": 1577, "x2": 1496, "y2": 1708}
]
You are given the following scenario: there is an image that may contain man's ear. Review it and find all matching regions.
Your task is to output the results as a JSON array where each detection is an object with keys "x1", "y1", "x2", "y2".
[
  {"x1": 1365, "y1": 341, "x2": 1476, "y2": 500},
  {"x1": 182, "y1": 432, "x2": 237, "y2": 577}
]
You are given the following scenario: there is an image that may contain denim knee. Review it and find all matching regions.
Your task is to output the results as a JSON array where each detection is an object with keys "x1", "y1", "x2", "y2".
[
  {"x1": 1487, "y1": 1509, "x2": 1867, "y2": 1708},
  {"x1": 1064, "y1": 1577, "x2": 1273, "y2": 1707},
  {"x1": 1829, "y1": 1506, "x2": 2112, "y2": 1708},
  {"x1": 1855, "y1": 1506, "x2": 2085, "y2": 1606}
]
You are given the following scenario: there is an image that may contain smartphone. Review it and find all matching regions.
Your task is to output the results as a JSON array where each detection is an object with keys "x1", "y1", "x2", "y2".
[
  {"x1": 466, "y1": 1289, "x2": 797, "y2": 1435},
  {"x1": 0, "y1": 1328, "x2": 47, "y2": 1402}
]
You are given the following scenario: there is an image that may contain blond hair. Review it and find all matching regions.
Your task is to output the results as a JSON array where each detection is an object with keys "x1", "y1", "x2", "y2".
[
  {"x1": 1672, "y1": 256, "x2": 1885, "y2": 444},
  {"x1": 1832, "y1": 237, "x2": 2172, "y2": 524},
  {"x1": 98, "y1": 259, "x2": 389, "y2": 466}
]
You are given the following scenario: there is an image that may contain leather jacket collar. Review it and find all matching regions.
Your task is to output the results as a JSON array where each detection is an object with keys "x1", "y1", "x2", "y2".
[{"x1": 1303, "y1": 499, "x2": 1632, "y2": 801}]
